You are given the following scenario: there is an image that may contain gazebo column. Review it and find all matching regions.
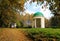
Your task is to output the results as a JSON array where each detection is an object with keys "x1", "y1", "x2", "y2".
[
  {"x1": 41, "y1": 17, "x2": 45, "y2": 28},
  {"x1": 35, "y1": 19, "x2": 36, "y2": 28}
]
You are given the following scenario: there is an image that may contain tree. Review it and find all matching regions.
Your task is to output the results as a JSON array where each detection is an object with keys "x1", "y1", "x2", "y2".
[
  {"x1": 47, "y1": 0, "x2": 60, "y2": 27},
  {"x1": 0, "y1": 0, "x2": 25, "y2": 27},
  {"x1": 29, "y1": 0, "x2": 60, "y2": 16},
  {"x1": 50, "y1": 16, "x2": 60, "y2": 27}
]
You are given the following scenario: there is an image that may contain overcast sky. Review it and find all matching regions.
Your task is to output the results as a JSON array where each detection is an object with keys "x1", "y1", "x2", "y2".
[{"x1": 24, "y1": 0, "x2": 54, "y2": 19}]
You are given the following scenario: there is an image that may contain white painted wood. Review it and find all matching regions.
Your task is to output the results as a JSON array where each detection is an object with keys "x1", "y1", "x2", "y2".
[
  {"x1": 41, "y1": 17, "x2": 45, "y2": 28},
  {"x1": 35, "y1": 19, "x2": 36, "y2": 28},
  {"x1": 33, "y1": 16, "x2": 45, "y2": 28}
]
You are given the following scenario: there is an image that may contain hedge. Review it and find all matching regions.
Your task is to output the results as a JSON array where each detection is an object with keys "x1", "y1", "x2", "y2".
[{"x1": 26, "y1": 28, "x2": 60, "y2": 41}]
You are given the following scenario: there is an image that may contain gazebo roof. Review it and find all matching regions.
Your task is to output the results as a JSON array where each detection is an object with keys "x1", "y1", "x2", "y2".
[{"x1": 33, "y1": 12, "x2": 44, "y2": 17}]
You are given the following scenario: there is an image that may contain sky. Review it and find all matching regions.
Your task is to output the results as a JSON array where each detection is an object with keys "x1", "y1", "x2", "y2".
[{"x1": 24, "y1": 0, "x2": 54, "y2": 19}]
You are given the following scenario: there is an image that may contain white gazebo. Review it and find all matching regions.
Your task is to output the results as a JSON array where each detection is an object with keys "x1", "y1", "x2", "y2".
[{"x1": 32, "y1": 12, "x2": 45, "y2": 28}]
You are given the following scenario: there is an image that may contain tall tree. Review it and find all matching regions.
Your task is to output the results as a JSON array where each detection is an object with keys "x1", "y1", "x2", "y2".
[{"x1": 0, "y1": 0, "x2": 25, "y2": 27}]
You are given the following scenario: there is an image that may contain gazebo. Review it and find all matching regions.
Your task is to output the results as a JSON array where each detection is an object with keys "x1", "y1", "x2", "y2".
[{"x1": 32, "y1": 12, "x2": 45, "y2": 28}]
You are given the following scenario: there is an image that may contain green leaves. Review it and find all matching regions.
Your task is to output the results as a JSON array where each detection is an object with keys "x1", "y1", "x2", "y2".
[
  {"x1": 0, "y1": 0, "x2": 25, "y2": 27},
  {"x1": 26, "y1": 28, "x2": 60, "y2": 41}
]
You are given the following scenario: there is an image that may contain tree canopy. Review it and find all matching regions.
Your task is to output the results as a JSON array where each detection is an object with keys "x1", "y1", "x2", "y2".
[
  {"x1": 0, "y1": 0, "x2": 25, "y2": 27},
  {"x1": 0, "y1": 0, "x2": 60, "y2": 27},
  {"x1": 30, "y1": 0, "x2": 60, "y2": 16}
]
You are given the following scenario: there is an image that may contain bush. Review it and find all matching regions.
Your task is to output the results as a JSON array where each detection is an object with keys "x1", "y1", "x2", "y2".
[
  {"x1": 26, "y1": 28, "x2": 60, "y2": 41},
  {"x1": 16, "y1": 22, "x2": 21, "y2": 28}
]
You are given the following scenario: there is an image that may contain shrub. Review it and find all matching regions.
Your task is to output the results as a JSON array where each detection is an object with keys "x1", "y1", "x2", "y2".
[
  {"x1": 16, "y1": 21, "x2": 21, "y2": 28},
  {"x1": 26, "y1": 28, "x2": 60, "y2": 41}
]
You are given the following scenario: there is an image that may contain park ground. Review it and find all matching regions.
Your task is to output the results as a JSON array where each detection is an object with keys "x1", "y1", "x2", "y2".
[
  {"x1": 0, "y1": 28, "x2": 60, "y2": 41},
  {"x1": 0, "y1": 28, "x2": 32, "y2": 41}
]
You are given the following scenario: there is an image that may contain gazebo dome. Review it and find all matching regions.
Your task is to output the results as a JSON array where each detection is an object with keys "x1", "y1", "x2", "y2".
[{"x1": 33, "y1": 12, "x2": 44, "y2": 17}]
